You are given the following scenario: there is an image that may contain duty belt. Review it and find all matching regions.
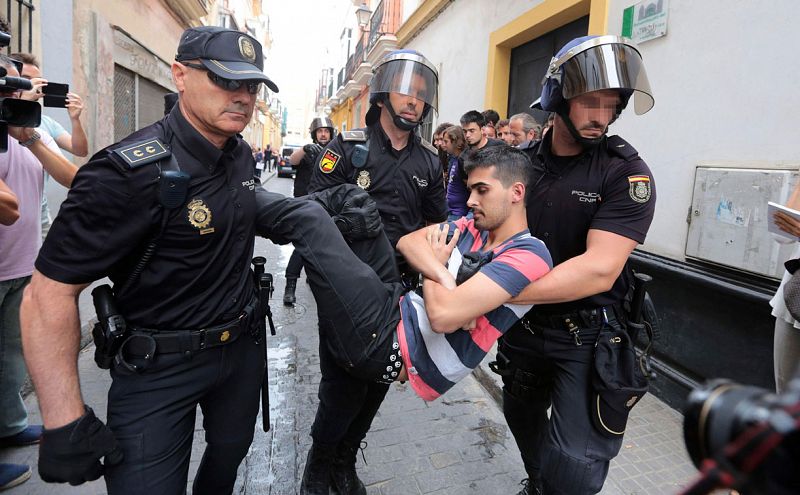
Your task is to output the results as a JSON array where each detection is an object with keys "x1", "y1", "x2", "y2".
[
  {"x1": 521, "y1": 306, "x2": 622, "y2": 346},
  {"x1": 121, "y1": 297, "x2": 258, "y2": 361}
]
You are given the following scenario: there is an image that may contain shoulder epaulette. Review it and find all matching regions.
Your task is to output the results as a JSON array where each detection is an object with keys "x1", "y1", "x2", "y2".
[
  {"x1": 111, "y1": 138, "x2": 171, "y2": 169},
  {"x1": 606, "y1": 135, "x2": 639, "y2": 161},
  {"x1": 420, "y1": 138, "x2": 437, "y2": 155},
  {"x1": 342, "y1": 130, "x2": 367, "y2": 142}
]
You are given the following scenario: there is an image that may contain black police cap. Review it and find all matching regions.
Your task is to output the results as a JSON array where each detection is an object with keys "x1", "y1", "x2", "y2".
[{"x1": 175, "y1": 26, "x2": 279, "y2": 93}]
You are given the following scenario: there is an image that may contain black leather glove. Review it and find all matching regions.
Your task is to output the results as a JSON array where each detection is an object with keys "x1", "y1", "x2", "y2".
[
  {"x1": 332, "y1": 189, "x2": 382, "y2": 240},
  {"x1": 38, "y1": 406, "x2": 124, "y2": 486},
  {"x1": 303, "y1": 143, "x2": 323, "y2": 163},
  {"x1": 456, "y1": 251, "x2": 494, "y2": 285}
]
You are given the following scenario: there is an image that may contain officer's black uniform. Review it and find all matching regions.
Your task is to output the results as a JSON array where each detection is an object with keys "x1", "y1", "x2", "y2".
[
  {"x1": 306, "y1": 120, "x2": 447, "y2": 461},
  {"x1": 35, "y1": 105, "x2": 263, "y2": 494},
  {"x1": 500, "y1": 131, "x2": 656, "y2": 494}
]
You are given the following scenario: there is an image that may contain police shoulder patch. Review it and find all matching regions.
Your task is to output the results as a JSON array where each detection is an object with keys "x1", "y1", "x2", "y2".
[
  {"x1": 420, "y1": 138, "x2": 437, "y2": 155},
  {"x1": 342, "y1": 130, "x2": 367, "y2": 142},
  {"x1": 113, "y1": 138, "x2": 170, "y2": 169},
  {"x1": 628, "y1": 175, "x2": 652, "y2": 203},
  {"x1": 319, "y1": 149, "x2": 342, "y2": 174}
]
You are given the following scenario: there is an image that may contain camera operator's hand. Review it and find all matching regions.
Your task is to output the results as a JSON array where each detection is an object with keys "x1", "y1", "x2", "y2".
[
  {"x1": 66, "y1": 92, "x2": 84, "y2": 120},
  {"x1": 38, "y1": 405, "x2": 123, "y2": 485},
  {"x1": 8, "y1": 125, "x2": 37, "y2": 141},
  {"x1": 20, "y1": 77, "x2": 47, "y2": 101},
  {"x1": 302, "y1": 143, "x2": 323, "y2": 164}
]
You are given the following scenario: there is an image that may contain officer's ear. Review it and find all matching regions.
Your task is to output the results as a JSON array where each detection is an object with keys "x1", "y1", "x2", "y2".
[
  {"x1": 511, "y1": 182, "x2": 526, "y2": 204},
  {"x1": 172, "y1": 62, "x2": 190, "y2": 92}
]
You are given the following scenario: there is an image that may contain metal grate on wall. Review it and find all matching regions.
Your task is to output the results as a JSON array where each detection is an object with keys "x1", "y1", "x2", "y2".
[
  {"x1": 113, "y1": 65, "x2": 136, "y2": 142},
  {"x1": 1, "y1": 0, "x2": 34, "y2": 54},
  {"x1": 113, "y1": 64, "x2": 171, "y2": 143}
]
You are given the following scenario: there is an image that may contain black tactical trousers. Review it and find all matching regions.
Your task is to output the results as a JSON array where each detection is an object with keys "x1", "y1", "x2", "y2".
[
  {"x1": 104, "y1": 325, "x2": 263, "y2": 495},
  {"x1": 255, "y1": 190, "x2": 404, "y2": 449},
  {"x1": 285, "y1": 248, "x2": 304, "y2": 279},
  {"x1": 500, "y1": 312, "x2": 626, "y2": 495}
]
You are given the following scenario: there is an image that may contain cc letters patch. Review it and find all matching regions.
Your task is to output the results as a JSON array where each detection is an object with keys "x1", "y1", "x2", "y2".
[
  {"x1": 114, "y1": 139, "x2": 169, "y2": 169},
  {"x1": 628, "y1": 175, "x2": 651, "y2": 203},
  {"x1": 319, "y1": 149, "x2": 341, "y2": 174}
]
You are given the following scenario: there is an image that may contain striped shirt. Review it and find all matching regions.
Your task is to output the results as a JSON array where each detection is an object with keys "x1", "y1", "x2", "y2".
[{"x1": 397, "y1": 217, "x2": 552, "y2": 400}]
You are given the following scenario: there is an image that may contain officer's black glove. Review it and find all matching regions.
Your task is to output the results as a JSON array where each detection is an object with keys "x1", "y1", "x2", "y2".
[
  {"x1": 333, "y1": 189, "x2": 382, "y2": 240},
  {"x1": 302, "y1": 143, "x2": 323, "y2": 163},
  {"x1": 38, "y1": 406, "x2": 124, "y2": 486}
]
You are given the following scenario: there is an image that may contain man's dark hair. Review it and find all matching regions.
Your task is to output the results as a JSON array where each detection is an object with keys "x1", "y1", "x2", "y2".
[
  {"x1": 434, "y1": 121, "x2": 453, "y2": 136},
  {"x1": 460, "y1": 110, "x2": 485, "y2": 128},
  {"x1": 464, "y1": 144, "x2": 532, "y2": 188},
  {"x1": 482, "y1": 109, "x2": 500, "y2": 126},
  {"x1": 10, "y1": 52, "x2": 38, "y2": 67},
  {"x1": 497, "y1": 119, "x2": 510, "y2": 128},
  {"x1": 0, "y1": 15, "x2": 9, "y2": 35}
]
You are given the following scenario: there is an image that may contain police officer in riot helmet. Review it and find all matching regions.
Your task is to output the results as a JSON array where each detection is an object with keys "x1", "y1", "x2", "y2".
[
  {"x1": 497, "y1": 36, "x2": 656, "y2": 494},
  {"x1": 20, "y1": 26, "x2": 278, "y2": 494},
  {"x1": 282, "y1": 116, "x2": 336, "y2": 305},
  {"x1": 304, "y1": 50, "x2": 447, "y2": 495}
]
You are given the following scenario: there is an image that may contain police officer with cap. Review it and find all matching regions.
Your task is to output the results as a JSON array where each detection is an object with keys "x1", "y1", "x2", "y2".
[
  {"x1": 20, "y1": 26, "x2": 278, "y2": 494},
  {"x1": 282, "y1": 116, "x2": 336, "y2": 305},
  {"x1": 497, "y1": 36, "x2": 656, "y2": 494},
  {"x1": 304, "y1": 49, "x2": 447, "y2": 494}
]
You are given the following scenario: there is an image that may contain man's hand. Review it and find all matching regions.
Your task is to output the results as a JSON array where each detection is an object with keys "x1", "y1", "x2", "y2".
[
  {"x1": 66, "y1": 93, "x2": 84, "y2": 120},
  {"x1": 333, "y1": 188, "x2": 382, "y2": 240},
  {"x1": 19, "y1": 77, "x2": 47, "y2": 101},
  {"x1": 302, "y1": 143, "x2": 323, "y2": 164},
  {"x1": 8, "y1": 125, "x2": 36, "y2": 142},
  {"x1": 38, "y1": 406, "x2": 123, "y2": 486},
  {"x1": 425, "y1": 223, "x2": 459, "y2": 265}
]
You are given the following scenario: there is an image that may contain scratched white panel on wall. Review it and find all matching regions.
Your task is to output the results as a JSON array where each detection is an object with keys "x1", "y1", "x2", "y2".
[{"x1": 686, "y1": 168, "x2": 797, "y2": 279}]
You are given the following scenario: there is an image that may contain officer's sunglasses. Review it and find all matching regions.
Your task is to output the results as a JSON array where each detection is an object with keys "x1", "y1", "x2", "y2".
[{"x1": 182, "y1": 62, "x2": 261, "y2": 95}]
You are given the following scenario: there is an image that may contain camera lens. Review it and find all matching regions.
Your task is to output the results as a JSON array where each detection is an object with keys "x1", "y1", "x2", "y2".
[{"x1": 683, "y1": 379, "x2": 772, "y2": 468}]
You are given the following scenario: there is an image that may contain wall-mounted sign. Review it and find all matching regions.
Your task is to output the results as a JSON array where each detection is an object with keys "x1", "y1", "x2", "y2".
[{"x1": 621, "y1": 0, "x2": 669, "y2": 44}]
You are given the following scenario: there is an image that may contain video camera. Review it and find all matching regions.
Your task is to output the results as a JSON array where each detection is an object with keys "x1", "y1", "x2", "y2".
[
  {"x1": 0, "y1": 29, "x2": 42, "y2": 152},
  {"x1": 681, "y1": 367, "x2": 800, "y2": 495}
]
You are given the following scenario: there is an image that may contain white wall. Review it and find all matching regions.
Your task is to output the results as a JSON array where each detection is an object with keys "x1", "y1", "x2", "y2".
[
  {"x1": 407, "y1": 0, "x2": 800, "y2": 264},
  {"x1": 403, "y1": 0, "x2": 543, "y2": 124},
  {"x1": 607, "y1": 0, "x2": 800, "y2": 259}
]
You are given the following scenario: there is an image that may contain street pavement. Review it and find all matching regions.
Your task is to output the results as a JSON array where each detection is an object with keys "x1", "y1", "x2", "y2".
[{"x1": 1, "y1": 170, "x2": 700, "y2": 494}]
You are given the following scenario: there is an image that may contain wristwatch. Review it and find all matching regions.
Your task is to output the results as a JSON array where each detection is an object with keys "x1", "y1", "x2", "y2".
[{"x1": 18, "y1": 130, "x2": 41, "y2": 148}]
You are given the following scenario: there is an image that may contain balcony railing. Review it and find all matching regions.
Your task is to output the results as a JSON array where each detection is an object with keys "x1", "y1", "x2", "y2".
[
  {"x1": 337, "y1": 67, "x2": 345, "y2": 90},
  {"x1": 2, "y1": 0, "x2": 34, "y2": 54},
  {"x1": 344, "y1": 32, "x2": 366, "y2": 83},
  {"x1": 367, "y1": 0, "x2": 402, "y2": 52}
]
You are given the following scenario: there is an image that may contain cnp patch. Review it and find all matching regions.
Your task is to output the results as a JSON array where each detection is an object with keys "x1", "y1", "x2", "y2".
[
  {"x1": 114, "y1": 139, "x2": 169, "y2": 169},
  {"x1": 187, "y1": 198, "x2": 214, "y2": 235},
  {"x1": 238, "y1": 36, "x2": 256, "y2": 63},
  {"x1": 356, "y1": 170, "x2": 371, "y2": 190},
  {"x1": 628, "y1": 175, "x2": 651, "y2": 203},
  {"x1": 319, "y1": 149, "x2": 341, "y2": 174}
]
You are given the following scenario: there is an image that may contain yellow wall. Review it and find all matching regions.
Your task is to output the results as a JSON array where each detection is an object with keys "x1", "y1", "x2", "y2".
[
  {"x1": 330, "y1": 98, "x2": 354, "y2": 132},
  {"x1": 484, "y1": 0, "x2": 609, "y2": 115}
]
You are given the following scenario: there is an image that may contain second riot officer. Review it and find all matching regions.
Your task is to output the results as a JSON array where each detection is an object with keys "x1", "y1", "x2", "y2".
[
  {"x1": 20, "y1": 26, "x2": 278, "y2": 494},
  {"x1": 499, "y1": 36, "x2": 657, "y2": 494},
  {"x1": 282, "y1": 116, "x2": 336, "y2": 305},
  {"x1": 304, "y1": 50, "x2": 447, "y2": 494}
]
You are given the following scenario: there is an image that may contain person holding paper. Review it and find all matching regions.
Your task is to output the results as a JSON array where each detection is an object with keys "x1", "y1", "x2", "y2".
[{"x1": 769, "y1": 178, "x2": 800, "y2": 393}]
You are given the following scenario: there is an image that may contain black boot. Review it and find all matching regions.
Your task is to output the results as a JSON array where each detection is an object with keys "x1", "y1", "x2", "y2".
[
  {"x1": 283, "y1": 277, "x2": 298, "y2": 306},
  {"x1": 330, "y1": 442, "x2": 366, "y2": 495},
  {"x1": 300, "y1": 443, "x2": 334, "y2": 495}
]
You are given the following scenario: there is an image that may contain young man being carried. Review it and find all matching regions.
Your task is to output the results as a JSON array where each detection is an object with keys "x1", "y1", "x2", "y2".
[{"x1": 256, "y1": 145, "x2": 552, "y2": 401}]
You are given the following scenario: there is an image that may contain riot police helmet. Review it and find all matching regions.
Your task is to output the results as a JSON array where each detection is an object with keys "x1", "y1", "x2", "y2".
[
  {"x1": 365, "y1": 49, "x2": 439, "y2": 131},
  {"x1": 536, "y1": 35, "x2": 654, "y2": 145},
  {"x1": 309, "y1": 116, "x2": 335, "y2": 144}
]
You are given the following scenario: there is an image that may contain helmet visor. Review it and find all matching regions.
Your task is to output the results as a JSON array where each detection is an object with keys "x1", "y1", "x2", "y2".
[
  {"x1": 371, "y1": 58, "x2": 438, "y2": 112},
  {"x1": 560, "y1": 42, "x2": 654, "y2": 115}
]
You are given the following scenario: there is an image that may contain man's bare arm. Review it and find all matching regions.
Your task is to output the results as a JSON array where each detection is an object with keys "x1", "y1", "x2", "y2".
[
  {"x1": 289, "y1": 148, "x2": 305, "y2": 166},
  {"x1": 64, "y1": 92, "x2": 89, "y2": 157},
  {"x1": 423, "y1": 272, "x2": 512, "y2": 332},
  {"x1": 20, "y1": 271, "x2": 88, "y2": 428},
  {"x1": 512, "y1": 229, "x2": 637, "y2": 305},
  {"x1": 0, "y1": 178, "x2": 19, "y2": 225}
]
